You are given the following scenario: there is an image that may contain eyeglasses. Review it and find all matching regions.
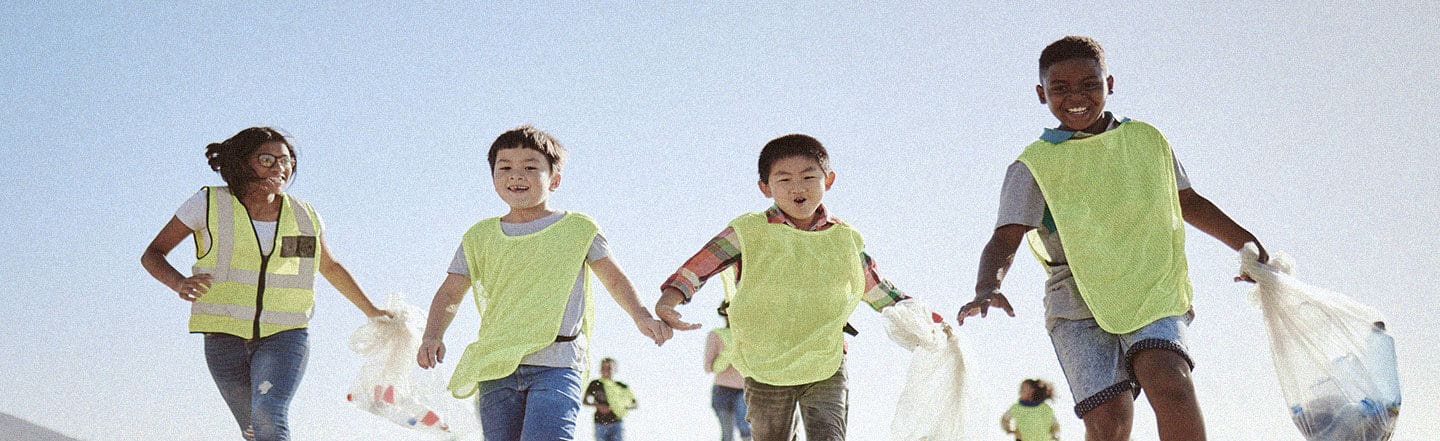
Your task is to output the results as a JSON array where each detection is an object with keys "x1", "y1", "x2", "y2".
[{"x1": 254, "y1": 153, "x2": 294, "y2": 168}]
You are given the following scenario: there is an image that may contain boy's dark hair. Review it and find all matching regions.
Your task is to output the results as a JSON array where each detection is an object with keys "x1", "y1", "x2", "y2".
[
  {"x1": 487, "y1": 124, "x2": 566, "y2": 174},
  {"x1": 758, "y1": 134, "x2": 830, "y2": 183},
  {"x1": 1039, "y1": 36, "x2": 1106, "y2": 79},
  {"x1": 205, "y1": 126, "x2": 297, "y2": 197},
  {"x1": 1023, "y1": 378, "x2": 1055, "y2": 402}
]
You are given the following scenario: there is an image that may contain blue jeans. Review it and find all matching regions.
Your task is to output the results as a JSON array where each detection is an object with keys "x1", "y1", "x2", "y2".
[
  {"x1": 712, "y1": 385, "x2": 752, "y2": 441},
  {"x1": 204, "y1": 328, "x2": 309, "y2": 441},
  {"x1": 594, "y1": 420, "x2": 624, "y2": 441},
  {"x1": 476, "y1": 365, "x2": 583, "y2": 441}
]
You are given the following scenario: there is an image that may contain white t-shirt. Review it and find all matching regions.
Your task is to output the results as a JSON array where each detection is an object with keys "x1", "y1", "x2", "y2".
[{"x1": 175, "y1": 188, "x2": 322, "y2": 256}]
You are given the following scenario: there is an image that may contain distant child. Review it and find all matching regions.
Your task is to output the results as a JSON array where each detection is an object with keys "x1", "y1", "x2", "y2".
[
  {"x1": 1001, "y1": 378, "x2": 1059, "y2": 441},
  {"x1": 956, "y1": 36, "x2": 1268, "y2": 441},
  {"x1": 417, "y1": 125, "x2": 671, "y2": 441},
  {"x1": 705, "y1": 301, "x2": 752, "y2": 441},
  {"x1": 656, "y1": 134, "x2": 912, "y2": 441},
  {"x1": 582, "y1": 357, "x2": 637, "y2": 441}
]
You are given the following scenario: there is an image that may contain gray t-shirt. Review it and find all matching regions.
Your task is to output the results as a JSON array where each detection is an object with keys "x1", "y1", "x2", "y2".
[
  {"x1": 995, "y1": 153, "x2": 1190, "y2": 330},
  {"x1": 448, "y1": 211, "x2": 609, "y2": 369}
]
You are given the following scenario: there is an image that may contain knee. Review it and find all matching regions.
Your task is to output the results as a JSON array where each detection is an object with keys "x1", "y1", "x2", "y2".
[{"x1": 1082, "y1": 401, "x2": 1133, "y2": 441}]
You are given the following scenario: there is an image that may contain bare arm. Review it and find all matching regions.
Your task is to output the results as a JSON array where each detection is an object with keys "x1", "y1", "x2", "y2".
[
  {"x1": 1179, "y1": 188, "x2": 1268, "y2": 277},
  {"x1": 318, "y1": 236, "x2": 385, "y2": 318},
  {"x1": 141, "y1": 216, "x2": 212, "y2": 301},
  {"x1": 957, "y1": 224, "x2": 1029, "y2": 325},
  {"x1": 590, "y1": 256, "x2": 673, "y2": 346},
  {"x1": 703, "y1": 330, "x2": 722, "y2": 373},
  {"x1": 417, "y1": 273, "x2": 470, "y2": 369},
  {"x1": 656, "y1": 287, "x2": 703, "y2": 331},
  {"x1": 1000, "y1": 407, "x2": 1015, "y2": 435}
]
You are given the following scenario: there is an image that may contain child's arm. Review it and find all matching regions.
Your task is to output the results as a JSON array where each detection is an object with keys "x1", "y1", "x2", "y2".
[
  {"x1": 858, "y1": 252, "x2": 910, "y2": 312},
  {"x1": 703, "y1": 330, "x2": 722, "y2": 373},
  {"x1": 655, "y1": 227, "x2": 743, "y2": 331},
  {"x1": 999, "y1": 407, "x2": 1015, "y2": 435},
  {"x1": 590, "y1": 256, "x2": 674, "y2": 346},
  {"x1": 417, "y1": 273, "x2": 470, "y2": 369},
  {"x1": 317, "y1": 236, "x2": 389, "y2": 319},
  {"x1": 1178, "y1": 188, "x2": 1268, "y2": 279},
  {"x1": 957, "y1": 224, "x2": 1029, "y2": 325}
]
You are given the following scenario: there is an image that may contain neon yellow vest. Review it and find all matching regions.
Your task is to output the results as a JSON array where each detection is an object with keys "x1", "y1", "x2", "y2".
[
  {"x1": 1008, "y1": 402, "x2": 1055, "y2": 441},
  {"x1": 1017, "y1": 120, "x2": 1192, "y2": 333},
  {"x1": 710, "y1": 327, "x2": 737, "y2": 373},
  {"x1": 598, "y1": 378, "x2": 635, "y2": 420},
  {"x1": 727, "y1": 212, "x2": 865, "y2": 386},
  {"x1": 448, "y1": 212, "x2": 598, "y2": 398},
  {"x1": 189, "y1": 186, "x2": 320, "y2": 339}
]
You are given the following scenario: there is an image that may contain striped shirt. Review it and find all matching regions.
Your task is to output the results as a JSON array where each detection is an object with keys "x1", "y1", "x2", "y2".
[{"x1": 661, "y1": 204, "x2": 908, "y2": 311}]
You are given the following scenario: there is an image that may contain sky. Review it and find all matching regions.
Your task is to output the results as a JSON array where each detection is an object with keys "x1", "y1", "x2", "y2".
[{"x1": 2, "y1": 2, "x2": 1437, "y2": 440}]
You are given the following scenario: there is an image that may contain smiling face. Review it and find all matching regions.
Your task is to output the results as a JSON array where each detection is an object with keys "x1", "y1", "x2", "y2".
[
  {"x1": 758, "y1": 155, "x2": 835, "y2": 225},
  {"x1": 246, "y1": 141, "x2": 294, "y2": 196},
  {"x1": 491, "y1": 147, "x2": 560, "y2": 213},
  {"x1": 1037, "y1": 57, "x2": 1114, "y2": 133}
]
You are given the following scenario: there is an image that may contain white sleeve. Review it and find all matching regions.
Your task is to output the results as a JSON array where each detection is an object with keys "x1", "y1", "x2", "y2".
[{"x1": 174, "y1": 188, "x2": 208, "y2": 231}]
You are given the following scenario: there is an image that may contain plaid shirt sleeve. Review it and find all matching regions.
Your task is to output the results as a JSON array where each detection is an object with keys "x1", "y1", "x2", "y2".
[
  {"x1": 860, "y1": 251, "x2": 909, "y2": 311},
  {"x1": 660, "y1": 226, "x2": 741, "y2": 303}
]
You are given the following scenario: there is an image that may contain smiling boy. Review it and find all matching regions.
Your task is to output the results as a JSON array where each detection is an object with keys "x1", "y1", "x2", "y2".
[
  {"x1": 417, "y1": 125, "x2": 670, "y2": 441},
  {"x1": 656, "y1": 133, "x2": 910, "y2": 441},
  {"x1": 956, "y1": 36, "x2": 1268, "y2": 441}
]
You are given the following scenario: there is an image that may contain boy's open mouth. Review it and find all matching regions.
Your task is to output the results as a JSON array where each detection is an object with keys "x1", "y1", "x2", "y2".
[
  {"x1": 793, "y1": 197, "x2": 807, "y2": 204},
  {"x1": 1066, "y1": 106, "x2": 1089, "y2": 115},
  {"x1": 507, "y1": 185, "x2": 530, "y2": 191}
]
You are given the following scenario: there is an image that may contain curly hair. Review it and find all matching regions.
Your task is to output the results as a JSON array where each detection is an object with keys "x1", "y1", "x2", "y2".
[
  {"x1": 487, "y1": 124, "x2": 566, "y2": 174},
  {"x1": 1022, "y1": 378, "x2": 1056, "y2": 402},
  {"x1": 758, "y1": 133, "x2": 831, "y2": 183},
  {"x1": 1039, "y1": 35, "x2": 1106, "y2": 79},
  {"x1": 204, "y1": 127, "x2": 296, "y2": 196}
]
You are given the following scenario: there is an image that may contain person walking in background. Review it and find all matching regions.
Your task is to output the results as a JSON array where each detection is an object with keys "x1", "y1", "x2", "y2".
[
  {"x1": 705, "y1": 301, "x2": 753, "y2": 441},
  {"x1": 1002, "y1": 378, "x2": 1060, "y2": 440},
  {"x1": 583, "y1": 357, "x2": 638, "y2": 441},
  {"x1": 141, "y1": 127, "x2": 390, "y2": 440}
]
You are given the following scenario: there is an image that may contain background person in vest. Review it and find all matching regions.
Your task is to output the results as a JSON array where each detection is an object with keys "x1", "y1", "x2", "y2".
[
  {"x1": 956, "y1": 36, "x2": 1269, "y2": 441},
  {"x1": 655, "y1": 133, "x2": 914, "y2": 441},
  {"x1": 582, "y1": 357, "x2": 637, "y2": 441},
  {"x1": 704, "y1": 301, "x2": 752, "y2": 441},
  {"x1": 416, "y1": 125, "x2": 671, "y2": 441},
  {"x1": 1001, "y1": 378, "x2": 1059, "y2": 440},
  {"x1": 141, "y1": 127, "x2": 390, "y2": 441}
]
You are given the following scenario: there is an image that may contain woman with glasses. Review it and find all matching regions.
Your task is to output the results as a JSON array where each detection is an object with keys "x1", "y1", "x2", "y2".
[{"x1": 141, "y1": 126, "x2": 388, "y2": 440}]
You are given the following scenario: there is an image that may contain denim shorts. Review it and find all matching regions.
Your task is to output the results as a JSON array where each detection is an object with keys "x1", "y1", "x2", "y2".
[{"x1": 1048, "y1": 312, "x2": 1194, "y2": 418}]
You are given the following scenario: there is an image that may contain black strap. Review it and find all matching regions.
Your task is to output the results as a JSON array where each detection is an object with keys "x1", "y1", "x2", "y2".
[
  {"x1": 843, "y1": 322, "x2": 859, "y2": 336},
  {"x1": 555, "y1": 334, "x2": 578, "y2": 342}
]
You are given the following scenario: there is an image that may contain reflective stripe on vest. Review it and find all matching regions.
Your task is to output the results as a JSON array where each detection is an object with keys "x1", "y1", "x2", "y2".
[
  {"x1": 189, "y1": 186, "x2": 320, "y2": 338},
  {"x1": 727, "y1": 212, "x2": 864, "y2": 386},
  {"x1": 448, "y1": 212, "x2": 599, "y2": 398}
]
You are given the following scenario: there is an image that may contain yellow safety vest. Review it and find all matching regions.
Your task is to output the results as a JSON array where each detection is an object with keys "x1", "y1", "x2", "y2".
[
  {"x1": 189, "y1": 186, "x2": 321, "y2": 339},
  {"x1": 448, "y1": 212, "x2": 598, "y2": 398},
  {"x1": 598, "y1": 378, "x2": 635, "y2": 420},
  {"x1": 1009, "y1": 402, "x2": 1056, "y2": 441},
  {"x1": 1017, "y1": 120, "x2": 1193, "y2": 333},
  {"x1": 727, "y1": 212, "x2": 865, "y2": 386},
  {"x1": 710, "y1": 327, "x2": 737, "y2": 373}
]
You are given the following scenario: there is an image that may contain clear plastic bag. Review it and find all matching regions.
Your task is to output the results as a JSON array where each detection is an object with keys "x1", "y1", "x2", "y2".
[
  {"x1": 1241, "y1": 244, "x2": 1401, "y2": 440},
  {"x1": 347, "y1": 294, "x2": 475, "y2": 437},
  {"x1": 881, "y1": 299, "x2": 967, "y2": 441}
]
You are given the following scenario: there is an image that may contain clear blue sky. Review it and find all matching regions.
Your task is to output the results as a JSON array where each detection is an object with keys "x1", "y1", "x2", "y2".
[{"x1": 2, "y1": 2, "x2": 1436, "y2": 440}]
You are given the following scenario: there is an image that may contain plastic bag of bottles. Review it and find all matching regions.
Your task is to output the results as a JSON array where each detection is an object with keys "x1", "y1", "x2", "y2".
[
  {"x1": 1241, "y1": 244, "x2": 1401, "y2": 440},
  {"x1": 881, "y1": 298, "x2": 966, "y2": 441},
  {"x1": 347, "y1": 294, "x2": 471, "y2": 437}
]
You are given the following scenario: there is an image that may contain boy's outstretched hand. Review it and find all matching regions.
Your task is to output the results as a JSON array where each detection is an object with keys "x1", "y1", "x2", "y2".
[
  {"x1": 635, "y1": 317, "x2": 674, "y2": 346},
  {"x1": 956, "y1": 291, "x2": 1015, "y2": 325},
  {"x1": 655, "y1": 304, "x2": 703, "y2": 332},
  {"x1": 417, "y1": 337, "x2": 445, "y2": 369}
]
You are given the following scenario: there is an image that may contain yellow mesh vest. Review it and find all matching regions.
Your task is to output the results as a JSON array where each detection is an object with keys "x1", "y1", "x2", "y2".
[
  {"x1": 727, "y1": 212, "x2": 865, "y2": 386},
  {"x1": 598, "y1": 378, "x2": 635, "y2": 420},
  {"x1": 710, "y1": 327, "x2": 737, "y2": 373},
  {"x1": 1009, "y1": 402, "x2": 1056, "y2": 441},
  {"x1": 1017, "y1": 120, "x2": 1192, "y2": 333},
  {"x1": 448, "y1": 212, "x2": 598, "y2": 398},
  {"x1": 190, "y1": 186, "x2": 320, "y2": 338}
]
